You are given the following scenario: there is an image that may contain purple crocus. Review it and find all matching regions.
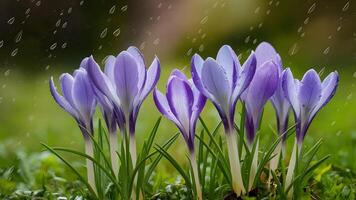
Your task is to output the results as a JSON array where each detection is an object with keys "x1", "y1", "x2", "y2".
[
  {"x1": 191, "y1": 45, "x2": 257, "y2": 195},
  {"x1": 153, "y1": 69, "x2": 206, "y2": 200},
  {"x1": 283, "y1": 68, "x2": 338, "y2": 194},
  {"x1": 283, "y1": 68, "x2": 339, "y2": 147},
  {"x1": 87, "y1": 46, "x2": 160, "y2": 165},
  {"x1": 49, "y1": 58, "x2": 97, "y2": 192}
]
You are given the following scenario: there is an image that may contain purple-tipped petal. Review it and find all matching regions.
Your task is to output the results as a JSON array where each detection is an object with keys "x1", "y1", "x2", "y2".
[
  {"x1": 282, "y1": 68, "x2": 300, "y2": 117},
  {"x1": 114, "y1": 51, "x2": 140, "y2": 112},
  {"x1": 79, "y1": 57, "x2": 90, "y2": 70},
  {"x1": 255, "y1": 42, "x2": 282, "y2": 68},
  {"x1": 216, "y1": 45, "x2": 240, "y2": 86},
  {"x1": 49, "y1": 77, "x2": 78, "y2": 118},
  {"x1": 191, "y1": 54, "x2": 214, "y2": 100},
  {"x1": 139, "y1": 56, "x2": 161, "y2": 100},
  {"x1": 298, "y1": 69, "x2": 322, "y2": 113},
  {"x1": 167, "y1": 77, "x2": 194, "y2": 132},
  {"x1": 127, "y1": 46, "x2": 145, "y2": 68},
  {"x1": 104, "y1": 55, "x2": 116, "y2": 83},
  {"x1": 59, "y1": 73, "x2": 76, "y2": 109},
  {"x1": 309, "y1": 71, "x2": 339, "y2": 121},
  {"x1": 153, "y1": 89, "x2": 181, "y2": 126},
  {"x1": 201, "y1": 58, "x2": 231, "y2": 109},
  {"x1": 232, "y1": 52, "x2": 256, "y2": 102}
]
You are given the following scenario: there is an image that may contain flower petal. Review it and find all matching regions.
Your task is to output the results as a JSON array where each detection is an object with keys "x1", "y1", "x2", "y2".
[
  {"x1": 59, "y1": 73, "x2": 76, "y2": 109},
  {"x1": 298, "y1": 69, "x2": 322, "y2": 113},
  {"x1": 139, "y1": 56, "x2": 161, "y2": 100},
  {"x1": 216, "y1": 45, "x2": 240, "y2": 86},
  {"x1": 191, "y1": 54, "x2": 214, "y2": 100},
  {"x1": 255, "y1": 42, "x2": 282, "y2": 68},
  {"x1": 153, "y1": 89, "x2": 181, "y2": 126},
  {"x1": 282, "y1": 68, "x2": 300, "y2": 117},
  {"x1": 104, "y1": 55, "x2": 116, "y2": 83},
  {"x1": 167, "y1": 77, "x2": 194, "y2": 133},
  {"x1": 201, "y1": 58, "x2": 231, "y2": 110},
  {"x1": 49, "y1": 77, "x2": 78, "y2": 118}
]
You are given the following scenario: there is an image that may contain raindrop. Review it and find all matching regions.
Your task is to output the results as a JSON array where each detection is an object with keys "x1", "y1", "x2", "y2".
[
  {"x1": 301, "y1": 32, "x2": 305, "y2": 38},
  {"x1": 269, "y1": 0, "x2": 273, "y2": 6},
  {"x1": 36, "y1": 1, "x2": 41, "y2": 7},
  {"x1": 109, "y1": 5, "x2": 116, "y2": 14},
  {"x1": 45, "y1": 65, "x2": 50, "y2": 70},
  {"x1": 153, "y1": 38, "x2": 160, "y2": 45},
  {"x1": 342, "y1": 1, "x2": 350, "y2": 12},
  {"x1": 346, "y1": 93, "x2": 352, "y2": 100},
  {"x1": 323, "y1": 46, "x2": 330, "y2": 55},
  {"x1": 304, "y1": 17, "x2": 309, "y2": 24},
  {"x1": 25, "y1": 8, "x2": 31, "y2": 14},
  {"x1": 353, "y1": 72, "x2": 356, "y2": 78},
  {"x1": 62, "y1": 22, "x2": 68, "y2": 29},
  {"x1": 288, "y1": 43, "x2": 299, "y2": 55},
  {"x1": 98, "y1": 45, "x2": 102, "y2": 50},
  {"x1": 328, "y1": 35, "x2": 332, "y2": 39},
  {"x1": 61, "y1": 42, "x2": 67, "y2": 49},
  {"x1": 253, "y1": 38, "x2": 258, "y2": 44},
  {"x1": 11, "y1": 48, "x2": 18, "y2": 56},
  {"x1": 192, "y1": 38, "x2": 197, "y2": 43},
  {"x1": 8, "y1": 17, "x2": 15, "y2": 24},
  {"x1": 157, "y1": 16, "x2": 161, "y2": 21},
  {"x1": 0, "y1": 40, "x2": 3, "y2": 48},
  {"x1": 307, "y1": 3, "x2": 316, "y2": 14},
  {"x1": 337, "y1": 26, "x2": 341, "y2": 32},
  {"x1": 168, "y1": 4, "x2": 172, "y2": 10},
  {"x1": 201, "y1": 33, "x2": 206, "y2": 39},
  {"x1": 254, "y1": 7, "x2": 260, "y2": 14},
  {"x1": 158, "y1": 2, "x2": 162, "y2": 8},
  {"x1": 121, "y1": 5, "x2": 128, "y2": 12},
  {"x1": 50, "y1": 43, "x2": 57, "y2": 50},
  {"x1": 68, "y1": 7, "x2": 73, "y2": 14},
  {"x1": 297, "y1": 26, "x2": 303, "y2": 33},
  {"x1": 266, "y1": 9, "x2": 271, "y2": 15},
  {"x1": 15, "y1": 30, "x2": 23, "y2": 43},
  {"x1": 100, "y1": 28, "x2": 108, "y2": 38},
  {"x1": 200, "y1": 16, "x2": 208, "y2": 24},
  {"x1": 186, "y1": 48, "x2": 193, "y2": 56},
  {"x1": 80, "y1": 1, "x2": 84, "y2": 6},
  {"x1": 199, "y1": 44, "x2": 204, "y2": 52},
  {"x1": 101, "y1": 55, "x2": 110, "y2": 65},
  {"x1": 55, "y1": 19, "x2": 61, "y2": 27},
  {"x1": 275, "y1": 1, "x2": 280, "y2": 6},
  {"x1": 319, "y1": 67, "x2": 325, "y2": 76},
  {"x1": 258, "y1": 23, "x2": 263, "y2": 28},
  {"x1": 245, "y1": 35, "x2": 250, "y2": 43},
  {"x1": 113, "y1": 28, "x2": 121, "y2": 37},
  {"x1": 4, "y1": 69, "x2": 10, "y2": 76}
]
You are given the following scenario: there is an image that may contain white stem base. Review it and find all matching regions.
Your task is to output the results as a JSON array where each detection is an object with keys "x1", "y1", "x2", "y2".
[
  {"x1": 109, "y1": 133, "x2": 119, "y2": 177},
  {"x1": 129, "y1": 136, "x2": 138, "y2": 200},
  {"x1": 85, "y1": 139, "x2": 97, "y2": 194},
  {"x1": 190, "y1": 152, "x2": 203, "y2": 200},
  {"x1": 248, "y1": 139, "x2": 259, "y2": 192},
  {"x1": 285, "y1": 140, "x2": 298, "y2": 198},
  {"x1": 268, "y1": 141, "x2": 282, "y2": 188},
  {"x1": 226, "y1": 132, "x2": 245, "y2": 195}
]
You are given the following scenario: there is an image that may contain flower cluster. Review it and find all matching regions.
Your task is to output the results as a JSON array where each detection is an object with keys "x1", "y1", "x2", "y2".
[{"x1": 49, "y1": 42, "x2": 338, "y2": 198}]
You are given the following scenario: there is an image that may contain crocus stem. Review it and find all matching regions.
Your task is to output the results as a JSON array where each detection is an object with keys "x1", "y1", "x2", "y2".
[
  {"x1": 226, "y1": 131, "x2": 245, "y2": 195},
  {"x1": 109, "y1": 132, "x2": 119, "y2": 177},
  {"x1": 268, "y1": 141, "x2": 282, "y2": 188},
  {"x1": 285, "y1": 140, "x2": 298, "y2": 197},
  {"x1": 85, "y1": 139, "x2": 97, "y2": 194},
  {"x1": 190, "y1": 152, "x2": 203, "y2": 200},
  {"x1": 248, "y1": 139, "x2": 259, "y2": 192},
  {"x1": 129, "y1": 134, "x2": 138, "y2": 200}
]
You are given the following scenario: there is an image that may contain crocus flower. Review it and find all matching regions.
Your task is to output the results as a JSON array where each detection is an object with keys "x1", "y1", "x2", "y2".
[
  {"x1": 191, "y1": 45, "x2": 257, "y2": 195},
  {"x1": 153, "y1": 69, "x2": 206, "y2": 200},
  {"x1": 49, "y1": 58, "x2": 97, "y2": 192},
  {"x1": 254, "y1": 42, "x2": 290, "y2": 178},
  {"x1": 241, "y1": 51, "x2": 279, "y2": 191},
  {"x1": 87, "y1": 46, "x2": 160, "y2": 166},
  {"x1": 282, "y1": 68, "x2": 338, "y2": 194}
]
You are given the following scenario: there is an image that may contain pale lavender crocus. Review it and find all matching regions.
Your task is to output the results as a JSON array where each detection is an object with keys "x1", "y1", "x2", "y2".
[
  {"x1": 87, "y1": 46, "x2": 160, "y2": 166},
  {"x1": 254, "y1": 42, "x2": 291, "y2": 178},
  {"x1": 49, "y1": 58, "x2": 97, "y2": 192},
  {"x1": 241, "y1": 54, "x2": 279, "y2": 191},
  {"x1": 153, "y1": 69, "x2": 206, "y2": 200},
  {"x1": 283, "y1": 68, "x2": 339, "y2": 193},
  {"x1": 191, "y1": 45, "x2": 257, "y2": 195}
]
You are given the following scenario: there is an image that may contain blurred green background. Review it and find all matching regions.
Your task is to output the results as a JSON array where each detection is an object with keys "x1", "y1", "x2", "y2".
[{"x1": 0, "y1": 0, "x2": 355, "y2": 175}]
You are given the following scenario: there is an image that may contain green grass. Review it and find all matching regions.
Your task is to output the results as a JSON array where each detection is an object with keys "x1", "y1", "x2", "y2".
[{"x1": 0, "y1": 65, "x2": 355, "y2": 174}]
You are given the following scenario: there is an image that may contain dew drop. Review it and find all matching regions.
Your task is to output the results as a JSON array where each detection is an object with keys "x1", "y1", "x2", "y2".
[
  {"x1": 15, "y1": 30, "x2": 23, "y2": 43},
  {"x1": 200, "y1": 16, "x2": 208, "y2": 24},
  {"x1": 11, "y1": 48, "x2": 18, "y2": 56},
  {"x1": 323, "y1": 46, "x2": 330, "y2": 55},
  {"x1": 342, "y1": 1, "x2": 350, "y2": 12},
  {"x1": 121, "y1": 5, "x2": 128, "y2": 12},
  {"x1": 8, "y1": 17, "x2": 15, "y2": 24},
  {"x1": 113, "y1": 28, "x2": 121, "y2": 37},
  {"x1": 100, "y1": 28, "x2": 108, "y2": 38},
  {"x1": 50, "y1": 43, "x2": 57, "y2": 50},
  {"x1": 109, "y1": 5, "x2": 116, "y2": 14},
  {"x1": 4, "y1": 69, "x2": 10, "y2": 76},
  {"x1": 308, "y1": 3, "x2": 316, "y2": 14}
]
